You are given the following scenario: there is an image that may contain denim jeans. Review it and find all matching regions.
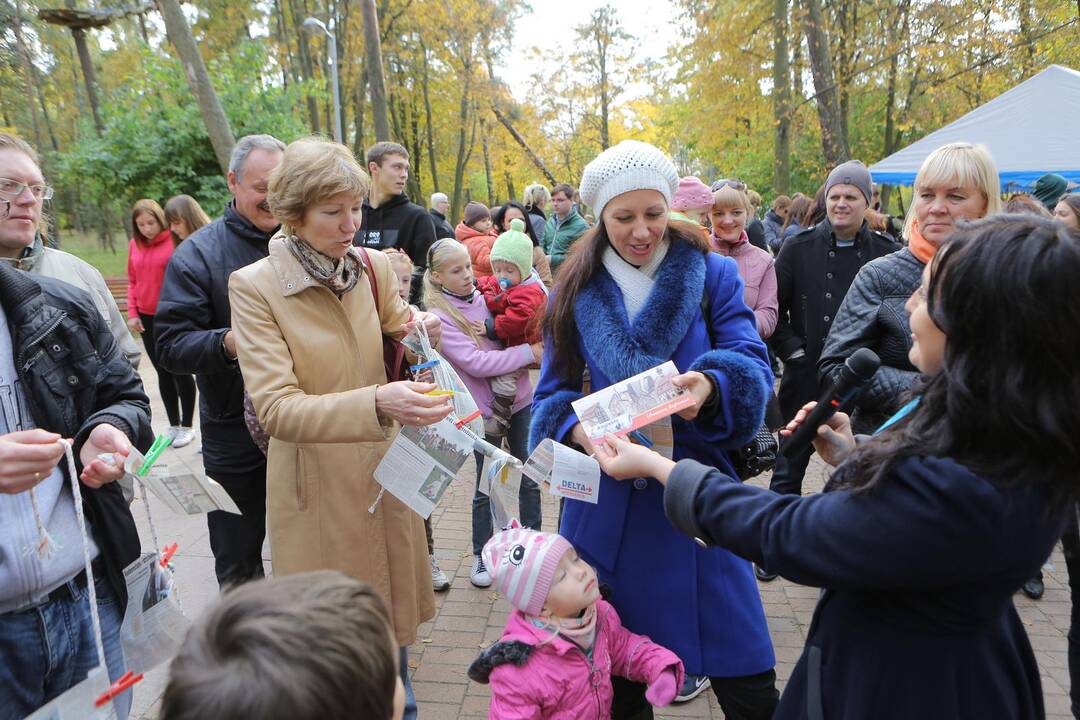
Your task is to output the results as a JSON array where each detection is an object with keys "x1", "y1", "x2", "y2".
[
  {"x1": 400, "y1": 646, "x2": 417, "y2": 720},
  {"x1": 0, "y1": 572, "x2": 129, "y2": 720},
  {"x1": 472, "y1": 407, "x2": 541, "y2": 555}
]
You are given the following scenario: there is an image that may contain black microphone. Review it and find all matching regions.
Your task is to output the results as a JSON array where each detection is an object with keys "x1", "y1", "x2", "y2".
[{"x1": 781, "y1": 348, "x2": 881, "y2": 457}]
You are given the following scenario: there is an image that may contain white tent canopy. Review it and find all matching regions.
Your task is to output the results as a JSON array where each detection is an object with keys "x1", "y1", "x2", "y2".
[{"x1": 870, "y1": 65, "x2": 1080, "y2": 190}]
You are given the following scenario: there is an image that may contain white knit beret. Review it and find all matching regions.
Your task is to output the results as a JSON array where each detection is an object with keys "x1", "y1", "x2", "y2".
[{"x1": 579, "y1": 140, "x2": 680, "y2": 220}]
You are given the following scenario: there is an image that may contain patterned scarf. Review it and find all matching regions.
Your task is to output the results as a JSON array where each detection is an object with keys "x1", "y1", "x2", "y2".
[
  {"x1": 287, "y1": 235, "x2": 361, "y2": 297},
  {"x1": 529, "y1": 602, "x2": 598, "y2": 652}
]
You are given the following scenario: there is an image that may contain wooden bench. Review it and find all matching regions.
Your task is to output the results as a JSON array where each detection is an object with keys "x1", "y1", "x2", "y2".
[{"x1": 105, "y1": 277, "x2": 128, "y2": 316}]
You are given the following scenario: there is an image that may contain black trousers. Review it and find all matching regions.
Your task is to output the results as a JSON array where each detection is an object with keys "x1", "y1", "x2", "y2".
[
  {"x1": 207, "y1": 463, "x2": 267, "y2": 589},
  {"x1": 140, "y1": 313, "x2": 196, "y2": 428},
  {"x1": 1061, "y1": 506, "x2": 1080, "y2": 719},
  {"x1": 611, "y1": 670, "x2": 778, "y2": 720}
]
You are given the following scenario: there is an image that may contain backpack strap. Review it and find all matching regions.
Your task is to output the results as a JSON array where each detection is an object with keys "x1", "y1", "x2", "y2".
[{"x1": 357, "y1": 246, "x2": 379, "y2": 308}]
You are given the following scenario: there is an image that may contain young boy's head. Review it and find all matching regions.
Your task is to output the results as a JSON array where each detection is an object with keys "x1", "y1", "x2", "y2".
[
  {"x1": 488, "y1": 218, "x2": 533, "y2": 289},
  {"x1": 463, "y1": 201, "x2": 492, "y2": 234},
  {"x1": 383, "y1": 248, "x2": 414, "y2": 301},
  {"x1": 483, "y1": 526, "x2": 599, "y2": 619},
  {"x1": 160, "y1": 571, "x2": 404, "y2": 720}
]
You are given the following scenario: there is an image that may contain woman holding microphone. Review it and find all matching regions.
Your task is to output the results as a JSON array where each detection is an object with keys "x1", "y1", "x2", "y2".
[{"x1": 593, "y1": 215, "x2": 1080, "y2": 719}]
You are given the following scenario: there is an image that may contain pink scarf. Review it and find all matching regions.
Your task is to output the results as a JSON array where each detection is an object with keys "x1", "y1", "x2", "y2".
[{"x1": 710, "y1": 229, "x2": 748, "y2": 256}]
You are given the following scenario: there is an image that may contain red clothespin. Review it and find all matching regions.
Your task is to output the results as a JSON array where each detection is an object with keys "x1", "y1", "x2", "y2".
[
  {"x1": 160, "y1": 543, "x2": 178, "y2": 568},
  {"x1": 455, "y1": 410, "x2": 482, "y2": 429},
  {"x1": 95, "y1": 671, "x2": 144, "y2": 707}
]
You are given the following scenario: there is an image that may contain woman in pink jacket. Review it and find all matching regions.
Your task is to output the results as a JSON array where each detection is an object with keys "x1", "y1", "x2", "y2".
[
  {"x1": 422, "y1": 239, "x2": 544, "y2": 589},
  {"x1": 127, "y1": 198, "x2": 197, "y2": 447},
  {"x1": 708, "y1": 182, "x2": 778, "y2": 340},
  {"x1": 468, "y1": 525, "x2": 683, "y2": 719}
]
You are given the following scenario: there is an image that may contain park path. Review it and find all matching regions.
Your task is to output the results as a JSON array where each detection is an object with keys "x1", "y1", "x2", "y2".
[{"x1": 127, "y1": 347, "x2": 1074, "y2": 719}]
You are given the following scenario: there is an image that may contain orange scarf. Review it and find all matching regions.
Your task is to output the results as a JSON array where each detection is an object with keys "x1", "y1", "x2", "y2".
[{"x1": 907, "y1": 221, "x2": 937, "y2": 265}]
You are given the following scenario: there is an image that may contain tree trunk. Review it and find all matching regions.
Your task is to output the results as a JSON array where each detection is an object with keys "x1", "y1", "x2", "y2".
[
  {"x1": 13, "y1": 0, "x2": 43, "y2": 151},
  {"x1": 421, "y1": 42, "x2": 440, "y2": 192},
  {"x1": 504, "y1": 171, "x2": 516, "y2": 203},
  {"x1": 157, "y1": 0, "x2": 236, "y2": 174},
  {"x1": 491, "y1": 104, "x2": 557, "y2": 186},
  {"x1": 790, "y1": 0, "x2": 804, "y2": 99},
  {"x1": 597, "y1": 30, "x2": 610, "y2": 150},
  {"x1": 481, "y1": 115, "x2": 494, "y2": 206},
  {"x1": 286, "y1": 0, "x2": 322, "y2": 133},
  {"x1": 361, "y1": 0, "x2": 390, "y2": 141},
  {"x1": 353, "y1": 65, "x2": 368, "y2": 156},
  {"x1": 450, "y1": 77, "x2": 472, "y2": 222},
  {"x1": 72, "y1": 29, "x2": 105, "y2": 136},
  {"x1": 772, "y1": 0, "x2": 791, "y2": 195},
  {"x1": 802, "y1": 0, "x2": 849, "y2": 167}
]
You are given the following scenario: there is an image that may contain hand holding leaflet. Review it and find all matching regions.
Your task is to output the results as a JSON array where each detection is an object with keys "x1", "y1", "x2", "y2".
[{"x1": 571, "y1": 361, "x2": 695, "y2": 445}]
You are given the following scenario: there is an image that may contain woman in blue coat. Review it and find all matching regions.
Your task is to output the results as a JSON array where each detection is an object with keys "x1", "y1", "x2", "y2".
[
  {"x1": 594, "y1": 215, "x2": 1080, "y2": 719},
  {"x1": 530, "y1": 140, "x2": 778, "y2": 718}
]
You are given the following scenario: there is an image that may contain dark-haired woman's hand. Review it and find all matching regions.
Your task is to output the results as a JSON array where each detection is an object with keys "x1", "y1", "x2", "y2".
[
  {"x1": 375, "y1": 381, "x2": 453, "y2": 427},
  {"x1": 530, "y1": 342, "x2": 544, "y2": 365},
  {"x1": 780, "y1": 401, "x2": 856, "y2": 467},
  {"x1": 671, "y1": 371, "x2": 713, "y2": 421},
  {"x1": 568, "y1": 423, "x2": 595, "y2": 455}
]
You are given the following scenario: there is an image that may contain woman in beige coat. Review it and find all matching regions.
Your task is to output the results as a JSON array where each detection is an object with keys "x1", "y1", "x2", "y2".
[{"x1": 228, "y1": 137, "x2": 451, "y2": 720}]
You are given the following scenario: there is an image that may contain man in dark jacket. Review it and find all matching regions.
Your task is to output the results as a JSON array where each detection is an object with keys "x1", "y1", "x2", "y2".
[
  {"x1": 768, "y1": 161, "x2": 896, "y2": 503},
  {"x1": 354, "y1": 142, "x2": 438, "y2": 303},
  {"x1": 818, "y1": 246, "x2": 922, "y2": 435},
  {"x1": 155, "y1": 134, "x2": 284, "y2": 589},
  {"x1": 429, "y1": 191, "x2": 455, "y2": 239},
  {"x1": 0, "y1": 261, "x2": 152, "y2": 717}
]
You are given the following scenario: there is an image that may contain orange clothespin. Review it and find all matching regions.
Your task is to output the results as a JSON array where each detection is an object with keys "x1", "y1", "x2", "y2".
[
  {"x1": 455, "y1": 410, "x2": 482, "y2": 429},
  {"x1": 95, "y1": 671, "x2": 144, "y2": 707},
  {"x1": 160, "y1": 543, "x2": 178, "y2": 568}
]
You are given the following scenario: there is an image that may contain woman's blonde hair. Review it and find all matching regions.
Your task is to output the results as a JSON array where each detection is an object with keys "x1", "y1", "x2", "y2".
[
  {"x1": 523, "y1": 184, "x2": 551, "y2": 210},
  {"x1": 903, "y1": 142, "x2": 1001, "y2": 239},
  {"x1": 711, "y1": 185, "x2": 754, "y2": 216},
  {"x1": 267, "y1": 137, "x2": 370, "y2": 232},
  {"x1": 131, "y1": 199, "x2": 167, "y2": 244},
  {"x1": 164, "y1": 194, "x2": 211, "y2": 243},
  {"x1": 382, "y1": 247, "x2": 413, "y2": 272},
  {"x1": 422, "y1": 239, "x2": 484, "y2": 347}
]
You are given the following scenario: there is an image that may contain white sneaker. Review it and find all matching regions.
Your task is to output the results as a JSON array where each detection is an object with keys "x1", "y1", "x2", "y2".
[
  {"x1": 430, "y1": 555, "x2": 450, "y2": 592},
  {"x1": 171, "y1": 427, "x2": 196, "y2": 449},
  {"x1": 470, "y1": 555, "x2": 492, "y2": 588}
]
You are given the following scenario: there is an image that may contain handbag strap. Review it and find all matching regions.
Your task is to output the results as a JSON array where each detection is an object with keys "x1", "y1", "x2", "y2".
[{"x1": 357, "y1": 247, "x2": 380, "y2": 312}]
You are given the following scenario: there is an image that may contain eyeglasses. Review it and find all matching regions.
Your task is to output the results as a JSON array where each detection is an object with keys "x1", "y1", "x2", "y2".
[
  {"x1": 711, "y1": 179, "x2": 746, "y2": 192},
  {"x1": 0, "y1": 177, "x2": 54, "y2": 202}
]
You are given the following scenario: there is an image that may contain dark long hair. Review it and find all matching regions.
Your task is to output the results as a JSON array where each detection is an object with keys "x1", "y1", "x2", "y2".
[
  {"x1": 832, "y1": 215, "x2": 1080, "y2": 509},
  {"x1": 493, "y1": 201, "x2": 539, "y2": 246},
  {"x1": 543, "y1": 219, "x2": 710, "y2": 382}
]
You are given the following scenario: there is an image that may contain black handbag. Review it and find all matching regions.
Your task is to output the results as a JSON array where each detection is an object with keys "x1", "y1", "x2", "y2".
[{"x1": 701, "y1": 285, "x2": 780, "y2": 480}]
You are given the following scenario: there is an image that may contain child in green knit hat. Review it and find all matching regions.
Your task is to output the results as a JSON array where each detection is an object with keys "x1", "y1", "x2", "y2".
[{"x1": 473, "y1": 219, "x2": 549, "y2": 438}]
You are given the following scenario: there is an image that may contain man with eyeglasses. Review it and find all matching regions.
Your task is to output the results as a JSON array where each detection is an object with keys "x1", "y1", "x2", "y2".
[{"x1": 0, "y1": 134, "x2": 141, "y2": 372}]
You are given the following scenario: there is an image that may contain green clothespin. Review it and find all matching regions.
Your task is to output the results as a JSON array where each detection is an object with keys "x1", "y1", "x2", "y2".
[{"x1": 138, "y1": 434, "x2": 174, "y2": 477}]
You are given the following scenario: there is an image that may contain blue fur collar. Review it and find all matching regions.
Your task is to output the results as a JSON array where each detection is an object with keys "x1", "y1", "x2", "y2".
[{"x1": 575, "y1": 240, "x2": 705, "y2": 383}]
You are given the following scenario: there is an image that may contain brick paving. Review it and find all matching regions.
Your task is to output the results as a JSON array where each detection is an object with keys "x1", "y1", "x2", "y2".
[{"x1": 127, "y1": 354, "x2": 1074, "y2": 719}]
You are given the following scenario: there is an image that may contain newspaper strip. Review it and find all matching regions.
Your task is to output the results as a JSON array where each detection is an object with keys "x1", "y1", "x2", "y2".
[
  {"x1": 119, "y1": 553, "x2": 191, "y2": 674},
  {"x1": 479, "y1": 454, "x2": 523, "y2": 530},
  {"x1": 403, "y1": 322, "x2": 485, "y2": 436},
  {"x1": 522, "y1": 439, "x2": 601, "y2": 504},
  {"x1": 571, "y1": 361, "x2": 695, "y2": 444},
  {"x1": 24, "y1": 666, "x2": 116, "y2": 720},
  {"x1": 374, "y1": 418, "x2": 473, "y2": 519},
  {"x1": 123, "y1": 448, "x2": 240, "y2": 516}
]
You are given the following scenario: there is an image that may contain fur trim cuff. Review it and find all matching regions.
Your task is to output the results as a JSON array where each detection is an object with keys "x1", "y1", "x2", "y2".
[
  {"x1": 690, "y1": 350, "x2": 770, "y2": 446},
  {"x1": 529, "y1": 389, "x2": 583, "y2": 453},
  {"x1": 468, "y1": 640, "x2": 534, "y2": 684}
]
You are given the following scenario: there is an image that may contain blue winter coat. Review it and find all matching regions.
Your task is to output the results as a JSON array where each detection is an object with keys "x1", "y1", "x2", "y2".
[
  {"x1": 530, "y1": 238, "x2": 776, "y2": 677},
  {"x1": 663, "y1": 454, "x2": 1066, "y2": 719}
]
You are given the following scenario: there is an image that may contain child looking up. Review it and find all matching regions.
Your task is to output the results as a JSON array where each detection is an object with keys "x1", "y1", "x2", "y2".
[
  {"x1": 422, "y1": 239, "x2": 542, "y2": 588},
  {"x1": 469, "y1": 526, "x2": 683, "y2": 718},
  {"x1": 472, "y1": 218, "x2": 548, "y2": 436}
]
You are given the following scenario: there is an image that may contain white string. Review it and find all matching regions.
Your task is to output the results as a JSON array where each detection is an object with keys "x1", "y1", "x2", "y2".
[
  {"x1": 24, "y1": 487, "x2": 59, "y2": 560},
  {"x1": 135, "y1": 474, "x2": 184, "y2": 614},
  {"x1": 62, "y1": 440, "x2": 107, "y2": 672}
]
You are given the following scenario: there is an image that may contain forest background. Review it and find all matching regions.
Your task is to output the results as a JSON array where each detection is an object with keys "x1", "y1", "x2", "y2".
[{"x1": 1, "y1": 0, "x2": 1078, "y2": 250}]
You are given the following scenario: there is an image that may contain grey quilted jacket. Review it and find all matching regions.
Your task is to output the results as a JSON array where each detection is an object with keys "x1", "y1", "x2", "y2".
[{"x1": 818, "y1": 247, "x2": 924, "y2": 434}]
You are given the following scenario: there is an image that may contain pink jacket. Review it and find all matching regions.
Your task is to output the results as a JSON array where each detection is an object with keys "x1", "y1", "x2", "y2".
[
  {"x1": 711, "y1": 230, "x2": 778, "y2": 339},
  {"x1": 469, "y1": 600, "x2": 684, "y2": 720},
  {"x1": 126, "y1": 229, "x2": 175, "y2": 318},
  {"x1": 430, "y1": 290, "x2": 534, "y2": 417}
]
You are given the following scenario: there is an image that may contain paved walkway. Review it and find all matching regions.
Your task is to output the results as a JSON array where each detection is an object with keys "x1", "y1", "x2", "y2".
[{"x1": 128, "y1": 354, "x2": 1074, "y2": 719}]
